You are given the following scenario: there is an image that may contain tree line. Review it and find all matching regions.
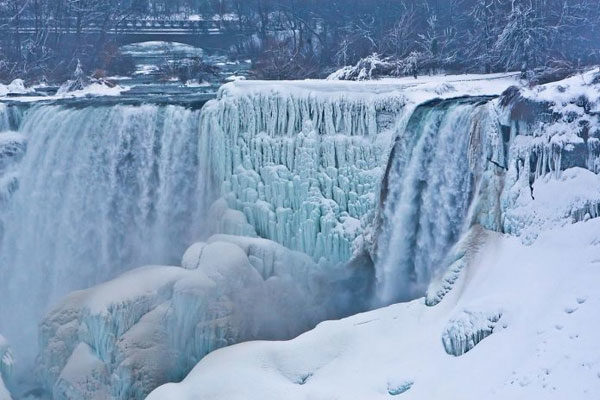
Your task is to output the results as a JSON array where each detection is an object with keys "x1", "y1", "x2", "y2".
[
  {"x1": 237, "y1": 0, "x2": 600, "y2": 79},
  {"x1": 1, "y1": 0, "x2": 599, "y2": 82}
]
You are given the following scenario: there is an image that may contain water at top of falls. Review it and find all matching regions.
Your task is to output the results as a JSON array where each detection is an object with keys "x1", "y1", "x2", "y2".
[
  {"x1": 376, "y1": 98, "x2": 488, "y2": 305},
  {"x1": 0, "y1": 103, "x2": 213, "y2": 363}
]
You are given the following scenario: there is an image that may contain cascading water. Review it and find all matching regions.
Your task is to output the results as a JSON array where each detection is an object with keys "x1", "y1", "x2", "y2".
[
  {"x1": 0, "y1": 103, "x2": 213, "y2": 363},
  {"x1": 376, "y1": 98, "x2": 491, "y2": 305}
]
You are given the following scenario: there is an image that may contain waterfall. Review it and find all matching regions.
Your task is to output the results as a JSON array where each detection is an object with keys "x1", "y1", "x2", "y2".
[
  {"x1": 0, "y1": 104, "x2": 212, "y2": 361},
  {"x1": 376, "y1": 98, "x2": 491, "y2": 305}
]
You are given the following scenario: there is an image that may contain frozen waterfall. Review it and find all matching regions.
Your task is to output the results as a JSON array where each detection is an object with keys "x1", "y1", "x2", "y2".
[
  {"x1": 0, "y1": 104, "x2": 213, "y2": 362},
  {"x1": 376, "y1": 98, "x2": 493, "y2": 304}
]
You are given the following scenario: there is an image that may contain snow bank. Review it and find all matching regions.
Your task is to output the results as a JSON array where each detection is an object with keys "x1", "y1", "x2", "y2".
[
  {"x1": 148, "y1": 218, "x2": 600, "y2": 400},
  {"x1": 55, "y1": 82, "x2": 127, "y2": 98}
]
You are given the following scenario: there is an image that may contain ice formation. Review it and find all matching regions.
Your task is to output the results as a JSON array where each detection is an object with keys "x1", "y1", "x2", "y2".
[
  {"x1": 36, "y1": 233, "x2": 350, "y2": 399},
  {"x1": 442, "y1": 309, "x2": 503, "y2": 356},
  {"x1": 198, "y1": 82, "x2": 407, "y2": 265}
]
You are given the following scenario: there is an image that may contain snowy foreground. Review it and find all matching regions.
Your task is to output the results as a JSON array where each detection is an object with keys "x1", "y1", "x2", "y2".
[
  {"x1": 1, "y1": 69, "x2": 600, "y2": 399},
  {"x1": 148, "y1": 219, "x2": 600, "y2": 400}
]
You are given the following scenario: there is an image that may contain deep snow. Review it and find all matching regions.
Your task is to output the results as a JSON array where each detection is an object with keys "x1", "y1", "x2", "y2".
[{"x1": 148, "y1": 218, "x2": 600, "y2": 400}]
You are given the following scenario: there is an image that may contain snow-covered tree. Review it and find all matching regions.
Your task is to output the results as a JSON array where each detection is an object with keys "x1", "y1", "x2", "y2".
[{"x1": 494, "y1": 1, "x2": 549, "y2": 72}]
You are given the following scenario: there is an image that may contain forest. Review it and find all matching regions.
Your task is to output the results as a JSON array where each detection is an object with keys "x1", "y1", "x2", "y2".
[{"x1": 1, "y1": 0, "x2": 599, "y2": 82}]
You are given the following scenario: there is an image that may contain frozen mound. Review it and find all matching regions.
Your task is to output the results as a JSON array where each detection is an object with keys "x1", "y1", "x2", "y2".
[
  {"x1": 37, "y1": 235, "x2": 352, "y2": 400},
  {"x1": 0, "y1": 79, "x2": 35, "y2": 97},
  {"x1": 425, "y1": 226, "x2": 489, "y2": 307},
  {"x1": 442, "y1": 309, "x2": 503, "y2": 356},
  {"x1": 148, "y1": 219, "x2": 600, "y2": 400}
]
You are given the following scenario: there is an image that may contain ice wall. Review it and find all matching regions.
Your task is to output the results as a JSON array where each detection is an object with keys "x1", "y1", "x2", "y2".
[
  {"x1": 0, "y1": 104, "x2": 213, "y2": 363},
  {"x1": 198, "y1": 83, "x2": 408, "y2": 264}
]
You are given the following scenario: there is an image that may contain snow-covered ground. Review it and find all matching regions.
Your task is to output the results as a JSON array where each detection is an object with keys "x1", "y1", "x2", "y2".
[
  {"x1": 0, "y1": 79, "x2": 128, "y2": 102},
  {"x1": 148, "y1": 218, "x2": 600, "y2": 400}
]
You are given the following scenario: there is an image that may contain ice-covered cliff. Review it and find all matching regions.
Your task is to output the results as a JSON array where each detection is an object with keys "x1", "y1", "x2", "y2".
[
  {"x1": 148, "y1": 69, "x2": 600, "y2": 400},
  {"x1": 198, "y1": 75, "x2": 520, "y2": 265}
]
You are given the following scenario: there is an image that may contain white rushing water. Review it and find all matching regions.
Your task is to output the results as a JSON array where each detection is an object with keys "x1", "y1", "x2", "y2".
[
  {"x1": 376, "y1": 98, "x2": 490, "y2": 304},
  {"x1": 0, "y1": 104, "x2": 212, "y2": 363}
]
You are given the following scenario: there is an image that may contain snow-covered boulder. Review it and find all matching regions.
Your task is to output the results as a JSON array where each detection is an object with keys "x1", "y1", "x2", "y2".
[
  {"x1": 206, "y1": 198, "x2": 257, "y2": 238},
  {"x1": 37, "y1": 235, "x2": 350, "y2": 400},
  {"x1": 6, "y1": 79, "x2": 34, "y2": 96}
]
